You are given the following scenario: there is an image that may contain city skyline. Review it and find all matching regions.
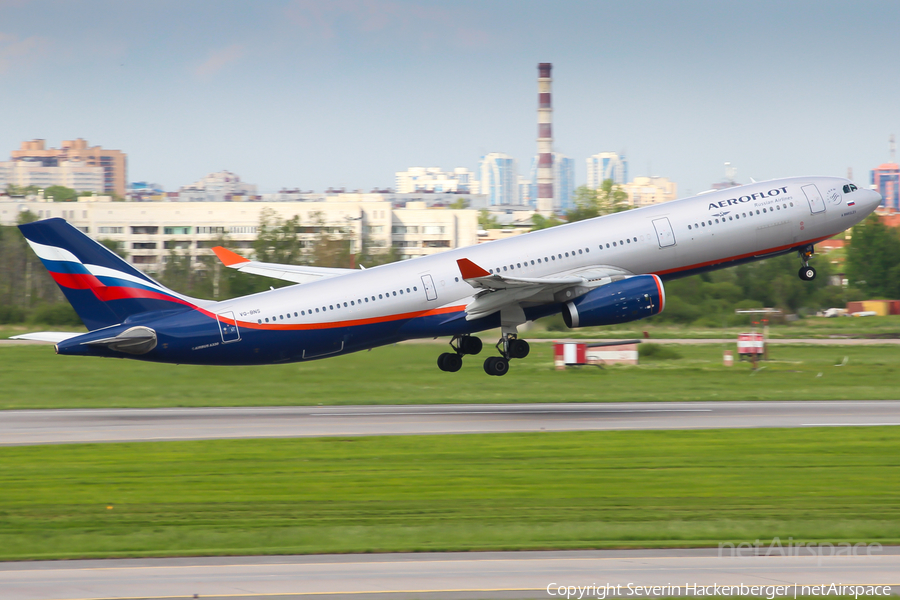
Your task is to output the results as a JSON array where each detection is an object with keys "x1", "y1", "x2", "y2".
[{"x1": 2, "y1": 1, "x2": 898, "y2": 197}]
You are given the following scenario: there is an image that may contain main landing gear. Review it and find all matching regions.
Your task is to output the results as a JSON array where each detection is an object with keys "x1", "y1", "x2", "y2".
[
  {"x1": 436, "y1": 331, "x2": 530, "y2": 376},
  {"x1": 483, "y1": 331, "x2": 529, "y2": 377},
  {"x1": 798, "y1": 245, "x2": 817, "y2": 281},
  {"x1": 437, "y1": 335, "x2": 483, "y2": 372}
]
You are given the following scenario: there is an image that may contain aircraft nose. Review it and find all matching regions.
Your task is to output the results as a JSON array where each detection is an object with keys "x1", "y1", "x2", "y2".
[{"x1": 864, "y1": 189, "x2": 883, "y2": 211}]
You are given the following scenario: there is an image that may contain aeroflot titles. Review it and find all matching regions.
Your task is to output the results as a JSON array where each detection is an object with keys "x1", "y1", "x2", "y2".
[{"x1": 708, "y1": 186, "x2": 789, "y2": 210}]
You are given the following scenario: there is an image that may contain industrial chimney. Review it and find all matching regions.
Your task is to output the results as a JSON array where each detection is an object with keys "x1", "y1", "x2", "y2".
[{"x1": 537, "y1": 63, "x2": 554, "y2": 215}]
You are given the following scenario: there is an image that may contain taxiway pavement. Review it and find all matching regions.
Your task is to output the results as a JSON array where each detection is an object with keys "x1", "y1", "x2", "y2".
[
  {"x1": 2, "y1": 400, "x2": 899, "y2": 446},
  {"x1": 2, "y1": 548, "x2": 899, "y2": 600}
]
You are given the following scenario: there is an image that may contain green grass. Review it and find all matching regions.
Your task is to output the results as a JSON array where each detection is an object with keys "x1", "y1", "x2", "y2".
[
  {"x1": 1, "y1": 427, "x2": 898, "y2": 560},
  {"x1": 1, "y1": 343, "x2": 899, "y2": 409}
]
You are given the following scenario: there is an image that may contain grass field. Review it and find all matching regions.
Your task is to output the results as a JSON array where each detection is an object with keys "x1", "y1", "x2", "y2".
[
  {"x1": 0, "y1": 427, "x2": 897, "y2": 560},
  {"x1": 1, "y1": 343, "x2": 899, "y2": 409}
]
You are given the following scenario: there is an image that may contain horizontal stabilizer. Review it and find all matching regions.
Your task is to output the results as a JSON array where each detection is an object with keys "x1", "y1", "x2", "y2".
[{"x1": 9, "y1": 332, "x2": 82, "y2": 343}]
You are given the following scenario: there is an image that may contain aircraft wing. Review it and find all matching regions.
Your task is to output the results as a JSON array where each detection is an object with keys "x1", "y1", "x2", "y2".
[
  {"x1": 212, "y1": 247, "x2": 354, "y2": 284},
  {"x1": 456, "y1": 258, "x2": 634, "y2": 320}
]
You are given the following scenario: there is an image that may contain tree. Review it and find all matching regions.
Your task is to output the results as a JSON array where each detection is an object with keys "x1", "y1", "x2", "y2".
[
  {"x1": 566, "y1": 180, "x2": 629, "y2": 223},
  {"x1": 478, "y1": 209, "x2": 501, "y2": 230},
  {"x1": 99, "y1": 239, "x2": 128, "y2": 259},
  {"x1": 449, "y1": 198, "x2": 470, "y2": 209},
  {"x1": 253, "y1": 208, "x2": 304, "y2": 265},
  {"x1": 308, "y1": 212, "x2": 352, "y2": 268},
  {"x1": 530, "y1": 213, "x2": 563, "y2": 230},
  {"x1": 845, "y1": 214, "x2": 900, "y2": 298},
  {"x1": 44, "y1": 185, "x2": 79, "y2": 202}
]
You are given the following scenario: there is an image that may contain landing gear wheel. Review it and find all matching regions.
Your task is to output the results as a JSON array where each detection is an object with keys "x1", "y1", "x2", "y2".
[
  {"x1": 437, "y1": 352, "x2": 462, "y2": 372},
  {"x1": 799, "y1": 266, "x2": 816, "y2": 281},
  {"x1": 483, "y1": 356, "x2": 510, "y2": 376},
  {"x1": 458, "y1": 336, "x2": 483, "y2": 355},
  {"x1": 508, "y1": 339, "x2": 530, "y2": 359}
]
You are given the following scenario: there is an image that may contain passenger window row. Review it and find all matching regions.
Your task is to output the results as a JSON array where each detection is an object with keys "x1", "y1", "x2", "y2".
[
  {"x1": 483, "y1": 246, "x2": 593, "y2": 275},
  {"x1": 258, "y1": 285, "x2": 420, "y2": 324},
  {"x1": 687, "y1": 202, "x2": 795, "y2": 230}
]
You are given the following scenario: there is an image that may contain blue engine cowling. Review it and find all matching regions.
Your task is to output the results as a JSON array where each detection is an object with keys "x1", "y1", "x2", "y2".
[{"x1": 562, "y1": 274, "x2": 665, "y2": 328}]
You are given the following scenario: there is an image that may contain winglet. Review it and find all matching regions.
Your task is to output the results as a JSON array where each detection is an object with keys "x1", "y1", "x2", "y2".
[
  {"x1": 456, "y1": 258, "x2": 491, "y2": 279},
  {"x1": 212, "y1": 246, "x2": 250, "y2": 267}
]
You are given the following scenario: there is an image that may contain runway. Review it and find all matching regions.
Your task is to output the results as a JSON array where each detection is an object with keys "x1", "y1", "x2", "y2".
[
  {"x1": 2, "y1": 548, "x2": 898, "y2": 600},
  {"x1": 3, "y1": 400, "x2": 900, "y2": 446}
]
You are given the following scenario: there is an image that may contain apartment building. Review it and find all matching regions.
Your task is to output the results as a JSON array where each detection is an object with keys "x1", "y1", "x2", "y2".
[{"x1": 0, "y1": 197, "x2": 479, "y2": 271}]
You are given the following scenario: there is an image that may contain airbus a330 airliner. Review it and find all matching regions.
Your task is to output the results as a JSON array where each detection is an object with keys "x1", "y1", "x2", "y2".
[{"x1": 15, "y1": 176, "x2": 881, "y2": 376}]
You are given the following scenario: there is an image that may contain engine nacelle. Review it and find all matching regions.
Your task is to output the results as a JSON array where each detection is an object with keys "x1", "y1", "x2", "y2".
[{"x1": 562, "y1": 274, "x2": 665, "y2": 328}]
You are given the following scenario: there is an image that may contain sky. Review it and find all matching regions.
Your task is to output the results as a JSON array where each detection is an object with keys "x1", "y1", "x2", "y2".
[{"x1": 1, "y1": 0, "x2": 899, "y2": 196}]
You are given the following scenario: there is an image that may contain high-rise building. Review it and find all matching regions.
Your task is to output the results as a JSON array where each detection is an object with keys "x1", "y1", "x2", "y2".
[
  {"x1": 479, "y1": 153, "x2": 519, "y2": 206},
  {"x1": 11, "y1": 139, "x2": 127, "y2": 198},
  {"x1": 871, "y1": 164, "x2": 900, "y2": 211},
  {"x1": 586, "y1": 152, "x2": 628, "y2": 188},
  {"x1": 394, "y1": 167, "x2": 479, "y2": 194}
]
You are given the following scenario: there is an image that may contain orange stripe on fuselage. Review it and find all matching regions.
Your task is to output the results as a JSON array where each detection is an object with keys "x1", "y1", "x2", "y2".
[{"x1": 233, "y1": 304, "x2": 467, "y2": 331}]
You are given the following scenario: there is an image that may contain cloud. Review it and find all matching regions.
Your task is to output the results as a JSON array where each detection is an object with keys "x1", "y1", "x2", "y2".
[
  {"x1": 193, "y1": 43, "x2": 246, "y2": 80},
  {"x1": 0, "y1": 32, "x2": 50, "y2": 74}
]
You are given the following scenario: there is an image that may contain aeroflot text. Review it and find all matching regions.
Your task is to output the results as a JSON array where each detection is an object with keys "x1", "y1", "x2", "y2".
[
  {"x1": 545, "y1": 583, "x2": 891, "y2": 599},
  {"x1": 708, "y1": 187, "x2": 788, "y2": 210}
]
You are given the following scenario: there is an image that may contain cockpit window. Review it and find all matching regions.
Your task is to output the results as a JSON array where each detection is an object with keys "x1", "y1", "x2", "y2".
[{"x1": 843, "y1": 184, "x2": 858, "y2": 193}]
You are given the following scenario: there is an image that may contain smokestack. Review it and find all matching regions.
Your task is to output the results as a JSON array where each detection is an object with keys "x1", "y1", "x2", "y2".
[{"x1": 537, "y1": 63, "x2": 554, "y2": 215}]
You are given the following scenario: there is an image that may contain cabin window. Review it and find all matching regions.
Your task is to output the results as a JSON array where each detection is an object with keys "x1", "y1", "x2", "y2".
[
  {"x1": 578, "y1": 250, "x2": 582, "y2": 254},
  {"x1": 551, "y1": 255, "x2": 556, "y2": 260},
  {"x1": 365, "y1": 298, "x2": 368, "y2": 302},
  {"x1": 413, "y1": 287, "x2": 417, "y2": 291},
  {"x1": 294, "y1": 312, "x2": 298, "y2": 317},
  {"x1": 258, "y1": 319, "x2": 262, "y2": 324},
  {"x1": 626, "y1": 239, "x2": 631, "y2": 243},
  {"x1": 344, "y1": 302, "x2": 348, "y2": 307},
  {"x1": 613, "y1": 242, "x2": 617, "y2": 247},
  {"x1": 407, "y1": 288, "x2": 411, "y2": 292},
  {"x1": 565, "y1": 252, "x2": 569, "y2": 257},
  {"x1": 379, "y1": 294, "x2": 383, "y2": 299},
  {"x1": 392, "y1": 291, "x2": 397, "y2": 296},
  {"x1": 606, "y1": 243, "x2": 610, "y2": 248},
  {"x1": 503, "y1": 266, "x2": 508, "y2": 271},
  {"x1": 531, "y1": 260, "x2": 535, "y2": 264},
  {"x1": 688, "y1": 225, "x2": 692, "y2": 230}
]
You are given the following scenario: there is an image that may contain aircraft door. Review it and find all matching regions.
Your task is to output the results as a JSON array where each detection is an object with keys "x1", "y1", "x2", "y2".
[
  {"x1": 216, "y1": 311, "x2": 241, "y2": 343},
  {"x1": 802, "y1": 184, "x2": 826, "y2": 214},
  {"x1": 421, "y1": 274, "x2": 438, "y2": 301},
  {"x1": 652, "y1": 217, "x2": 677, "y2": 248}
]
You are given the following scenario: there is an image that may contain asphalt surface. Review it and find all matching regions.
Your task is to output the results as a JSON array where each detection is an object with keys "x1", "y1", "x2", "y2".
[
  {"x1": 3, "y1": 400, "x2": 900, "y2": 446},
  {"x1": 2, "y1": 548, "x2": 899, "y2": 600}
]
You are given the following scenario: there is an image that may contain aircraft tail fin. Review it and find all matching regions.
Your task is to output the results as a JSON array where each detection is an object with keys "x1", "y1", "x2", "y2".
[{"x1": 18, "y1": 218, "x2": 204, "y2": 331}]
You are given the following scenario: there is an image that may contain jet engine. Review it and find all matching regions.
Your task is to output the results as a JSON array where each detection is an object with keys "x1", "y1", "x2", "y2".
[{"x1": 562, "y1": 274, "x2": 665, "y2": 328}]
